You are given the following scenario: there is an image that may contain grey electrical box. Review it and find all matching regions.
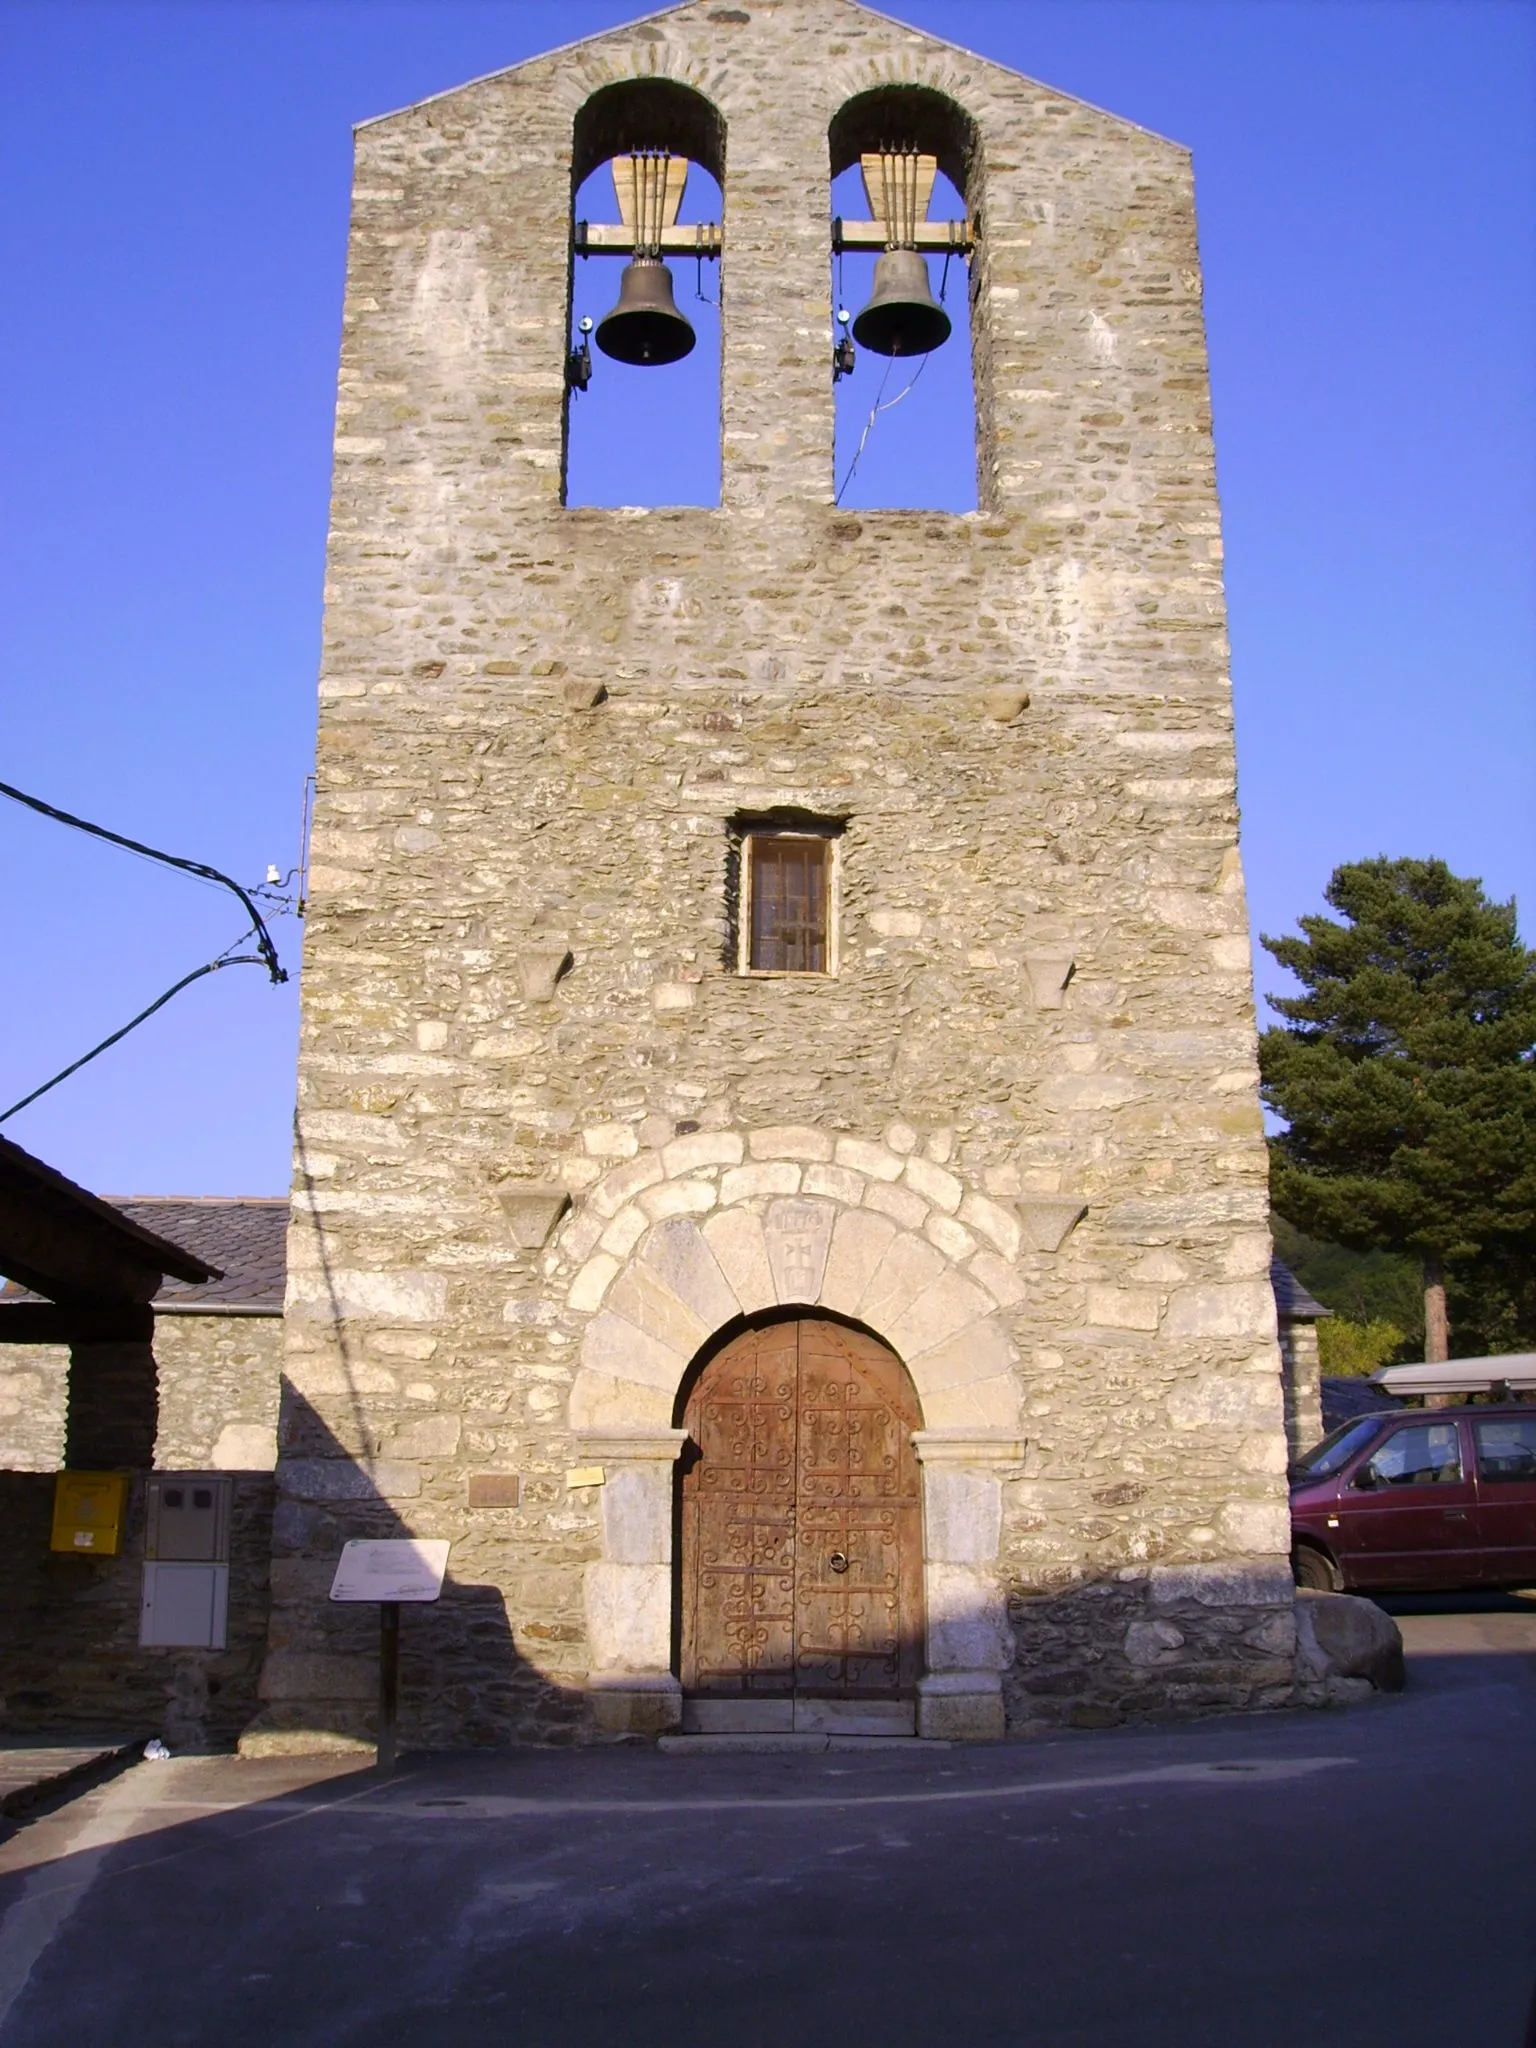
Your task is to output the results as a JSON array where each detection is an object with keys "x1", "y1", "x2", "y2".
[
  {"x1": 140, "y1": 1561, "x2": 229, "y2": 1649},
  {"x1": 145, "y1": 1473, "x2": 231, "y2": 1562}
]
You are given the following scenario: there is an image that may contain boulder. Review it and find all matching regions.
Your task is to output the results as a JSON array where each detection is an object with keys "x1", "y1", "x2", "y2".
[{"x1": 1295, "y1": 1590, "x2": 1406, "y2": 1693}]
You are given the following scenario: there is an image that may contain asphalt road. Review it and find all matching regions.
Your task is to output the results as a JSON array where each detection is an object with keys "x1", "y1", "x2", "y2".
[{"x1": 1, "y1": 1594, "x2": 1533, "y2": 2048}]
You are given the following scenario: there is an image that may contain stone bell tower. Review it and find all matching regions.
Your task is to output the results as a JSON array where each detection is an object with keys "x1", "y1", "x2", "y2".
[{"x1": 251, "y1": 0, "x2": 1297, "y2": 1755}]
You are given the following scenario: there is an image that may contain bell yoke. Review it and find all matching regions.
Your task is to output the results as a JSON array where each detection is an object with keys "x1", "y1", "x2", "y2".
[{"x1": 582, "y1": 141, "x2": 962, "y2": 374}]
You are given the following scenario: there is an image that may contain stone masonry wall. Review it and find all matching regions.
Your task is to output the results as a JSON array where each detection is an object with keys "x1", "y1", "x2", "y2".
[
  {"x1": 0, "y1": 1315, "x2": 280, "y2": 1472},
  {"x1": 255, "y1": 0, "x2": 1292, "y2": 1748},
  {"x1": 0, "y1": 1343, "x2": 68, "y2": 1471}
]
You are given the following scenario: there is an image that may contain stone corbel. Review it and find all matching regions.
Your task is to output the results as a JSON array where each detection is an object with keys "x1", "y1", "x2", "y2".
[
  {"x1": 1023, "y1": 951, "x2": 1075, "y2": 1009},
  {"x1": 1017, "y1": 1199, "x2": 1088, "y2": 1254},
  {"x1": 578, "y1": 1429, "x2": 689, "y2": 1737},
  {"x1": 515, "y1": 946, "x2": 572, "y2": 1003},
  {"x1": 497, "y1": 1186, "x2": 571, "y2": 1250}
]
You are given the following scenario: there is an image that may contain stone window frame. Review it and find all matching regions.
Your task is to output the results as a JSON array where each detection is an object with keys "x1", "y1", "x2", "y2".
[{"x1": 731, "y1": 817, "x2": 844, "y2": 979}]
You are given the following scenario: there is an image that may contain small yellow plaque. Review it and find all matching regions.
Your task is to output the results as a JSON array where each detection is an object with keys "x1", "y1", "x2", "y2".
[
  {"x1": 51, "y1": 1471, "x2": 129, "y2": 1557},
  {"x1": 565, "y1": 1466, "x2": 606, "y2": 1489}
]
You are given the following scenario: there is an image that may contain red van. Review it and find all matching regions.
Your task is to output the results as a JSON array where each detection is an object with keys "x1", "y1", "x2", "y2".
[{"x1": 1290, "y1": 1406, "x2": 1536, "y2": 1593}]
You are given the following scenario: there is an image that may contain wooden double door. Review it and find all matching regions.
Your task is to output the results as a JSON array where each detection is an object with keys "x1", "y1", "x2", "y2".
[{"x1": 680, "y1": 1316, "x2": 923, "y2": 1733}]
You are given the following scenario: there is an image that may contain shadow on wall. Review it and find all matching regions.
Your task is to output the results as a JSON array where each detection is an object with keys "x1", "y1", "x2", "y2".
[
  {"x1": 0, "y1": 1467, "x2": 275, "y2": 1750},
  {"x1": 246, "y1": 1379, "x2": 583, "y2": 1755},
  {"x1": 1002, "y1": 1565, "x2": 1303, "y2": 1732}
]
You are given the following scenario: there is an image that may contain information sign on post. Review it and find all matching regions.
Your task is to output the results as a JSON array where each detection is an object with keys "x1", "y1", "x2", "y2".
[{"x1": 329, "y1": 1540, "x2": 450, "y2": 1772}]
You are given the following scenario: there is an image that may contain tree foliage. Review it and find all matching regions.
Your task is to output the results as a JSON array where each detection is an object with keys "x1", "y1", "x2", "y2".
[
  {"x1": 1270, "y1": 1215, "x2": 1422, "y2": 1348},
  {"x1": 1317, "y1": 1317, "x2": 1409, "y2": 1378},
  {"x1": 1260, "y1": 858, "x2": 1536, "y2": 1355}
]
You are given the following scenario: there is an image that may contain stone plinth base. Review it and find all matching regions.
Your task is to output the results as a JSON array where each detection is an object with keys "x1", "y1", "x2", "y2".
[
  {"x1": 587, "y1": 1674, "x2": 683, "y2": 1738},
  {"x1": 917, "y1": 1671, "x2": 1005, "y2": 1741}
]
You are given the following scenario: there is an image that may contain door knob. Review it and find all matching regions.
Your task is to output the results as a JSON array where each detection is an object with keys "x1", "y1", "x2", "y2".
[{"x1": 828, "y1": 1551, "x2": 849, "y2": 1574}]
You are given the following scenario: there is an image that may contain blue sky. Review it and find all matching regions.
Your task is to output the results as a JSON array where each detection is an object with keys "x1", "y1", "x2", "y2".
[{"x1": 1, "y1": 0, "x2": 1532, "y2": 1196}]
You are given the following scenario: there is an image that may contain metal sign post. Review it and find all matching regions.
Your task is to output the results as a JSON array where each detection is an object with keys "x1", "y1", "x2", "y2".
[
  {"x1": 377, "y1": 1601, "x2": 401, "y2": 1774},
  {"x1": 329, "y1": 1539, "x2": 450, "y2": 1774}
]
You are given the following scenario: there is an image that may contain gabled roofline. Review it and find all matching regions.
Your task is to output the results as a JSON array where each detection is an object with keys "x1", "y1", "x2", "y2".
[
  {"x1": 353, "y1": 0, "x2": 1183, "y2": 151},
  {"x1": 0, "y1": 1134, "x2": 219, "y2": 1292}
]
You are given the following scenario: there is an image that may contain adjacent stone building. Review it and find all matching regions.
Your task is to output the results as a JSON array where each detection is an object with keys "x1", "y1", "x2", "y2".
[
  {"x1": 251, "y1": 0, "x2": 1298, "y2": 1751},
  {"x1": 0, "y1": 1176, "x2": 284, "y2": 1749}
]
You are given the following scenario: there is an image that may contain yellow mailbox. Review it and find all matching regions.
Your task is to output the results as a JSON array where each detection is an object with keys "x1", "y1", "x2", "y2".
[{"x1": 51, "y1": 1471, "x2": 129, "y2": 1556}]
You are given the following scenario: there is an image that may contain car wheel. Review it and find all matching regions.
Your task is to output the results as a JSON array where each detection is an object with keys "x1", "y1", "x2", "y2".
[{"x1": 1292, "y1": 1544, "x2": 1339, "y2": 1592}]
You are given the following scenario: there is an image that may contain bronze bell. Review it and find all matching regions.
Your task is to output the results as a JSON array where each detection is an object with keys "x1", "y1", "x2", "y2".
[
  {"x1": 851, "y1": 248, "x2": 951, "y2": 359},
  {"x1": 595, "y1": 258, "x2": 696, "y2": 366}
]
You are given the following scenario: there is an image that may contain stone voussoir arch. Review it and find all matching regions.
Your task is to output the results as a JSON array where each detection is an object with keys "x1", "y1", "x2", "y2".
[{"x1": 555, "y1": 1122, "x2": 1028, "y2": 1435}]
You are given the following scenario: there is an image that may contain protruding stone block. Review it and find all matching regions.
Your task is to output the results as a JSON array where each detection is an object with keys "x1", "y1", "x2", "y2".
[
  {"x1": 1022, "y1": 951, "x2": 1075, "y2": 1008},
  {"x1": 515, "y1": 945, "x2": 572, "y2": 1002},
  {"x1": 1018, "y1": 1198, "x2": 1087, "y2": 1253},
  {"x1": 498, "y1": 1185, "x2": 572, "y2": 1249}
]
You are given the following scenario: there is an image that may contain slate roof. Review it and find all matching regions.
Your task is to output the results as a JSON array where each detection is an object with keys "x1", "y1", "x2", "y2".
[
  {"x1": 1271, "y1": 1258, "x2": 1328, "y2": 1321},
  {"x1": 2, "y1": 1196, "x2": 287, "y2": 1316},
  {"x1": 112, "y1": 1198, "x2": 288, "y2": 1313},
  {"x1": 1321, "y1": 1376, "x2": 1403, "y2": 1433},
  {"x1": 0, "y1": 1134, "x2": 219, "y2": 1297}
]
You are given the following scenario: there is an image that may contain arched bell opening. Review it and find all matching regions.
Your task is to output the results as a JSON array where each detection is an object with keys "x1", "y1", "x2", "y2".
[
  {"x1": 671, "y1": 1307, "x2": 926, "y2": 1736},
  {"x1": 563, "y1": 79, "x2": 725, "y2": 508},
  {"x1": 827, "y1": 85, "x2": 986, "y2": 512}
]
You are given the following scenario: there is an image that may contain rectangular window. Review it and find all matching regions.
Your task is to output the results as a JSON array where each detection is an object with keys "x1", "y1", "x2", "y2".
[
  {"x1": 1362, "y1": 1422, "x2": 1463, "y2": 1488},
  {"x1": 743, "y1": 832, "x2": 834, "y2": 974},
  {"x1": 1474, "y1": 1417, "x2": 1536, "y2": 1483}
]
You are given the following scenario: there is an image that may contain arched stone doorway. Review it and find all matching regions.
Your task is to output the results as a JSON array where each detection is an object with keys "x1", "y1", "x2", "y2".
[{"x1": 678, "y1": 1314, "x2": 923, "y2": 1734}]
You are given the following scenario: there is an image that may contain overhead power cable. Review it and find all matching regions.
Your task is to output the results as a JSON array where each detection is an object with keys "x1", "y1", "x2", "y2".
[
  {"x1": 0, "y1": 778, "x2": 290, "y2": 1126},
  {"x1": 0, "y1": 943, "x2": 268, "y2": 1126},
  {"x1": 0, "y1": 779, "x2": 286, "y2": 985}
]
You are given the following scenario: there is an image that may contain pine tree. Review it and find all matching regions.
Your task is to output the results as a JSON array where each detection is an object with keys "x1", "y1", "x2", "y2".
[{"x1": 1259, "y1": 858, "x2": 1536, "y2": 1361}]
